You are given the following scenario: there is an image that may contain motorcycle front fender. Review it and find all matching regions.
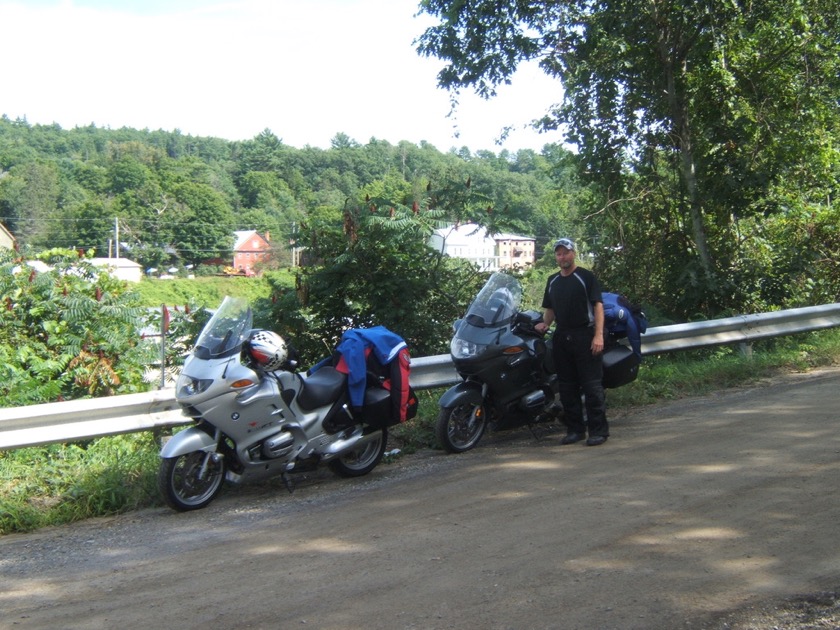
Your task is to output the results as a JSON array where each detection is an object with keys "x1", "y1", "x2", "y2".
[
  {"x1": 439, "y1": 381, "x2": 484, "y2": 409},
  {"x1": 160, "y1": 425, "x2": 218, "y2": 458}
]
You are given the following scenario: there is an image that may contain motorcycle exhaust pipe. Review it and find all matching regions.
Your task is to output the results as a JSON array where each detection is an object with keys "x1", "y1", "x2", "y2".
[
  {"x1": 323, "y1": 427, "x2": 381, "y2": 456},
  {"x1": 519, "y1": 389, "x2": 547, "y2": 410}
]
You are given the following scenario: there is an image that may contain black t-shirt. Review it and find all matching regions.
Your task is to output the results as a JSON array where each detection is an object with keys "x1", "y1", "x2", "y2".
[{"x1": 541, "y1": 267, "x2": 603, "y2": 330}]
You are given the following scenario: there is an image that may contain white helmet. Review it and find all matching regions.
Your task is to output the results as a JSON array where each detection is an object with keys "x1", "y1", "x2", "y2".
[{"x1": 247, "y1": 330, "x2": 288, "y2": 371}]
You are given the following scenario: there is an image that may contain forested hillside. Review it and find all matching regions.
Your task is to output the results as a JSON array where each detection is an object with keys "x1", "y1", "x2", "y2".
[{"x1": 0, "y1": 118, "x2": 571, "y2": 273}]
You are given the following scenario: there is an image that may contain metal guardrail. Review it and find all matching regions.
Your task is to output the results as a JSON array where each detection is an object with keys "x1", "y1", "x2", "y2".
[
  {"x1": 2, "y1": 303, "x2": 839, "y2": 450},
  {"x1": 0, "y1": 390, "x2": 186, "y2": 450},
  {"x1": 636, "y1": 302, "x2": 840, "y2": 354}
]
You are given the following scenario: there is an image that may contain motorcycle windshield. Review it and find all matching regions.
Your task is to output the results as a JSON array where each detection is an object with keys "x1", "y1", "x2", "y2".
[
  {"x1": 451, "y1": 273, "x2": 523, "y2": 358},
  {"x1": 193, "y1": 296, "x2": 253, "y2": 360},
  {"x1": 462, "y1": 272, "x2": 522, "y2": 329}
]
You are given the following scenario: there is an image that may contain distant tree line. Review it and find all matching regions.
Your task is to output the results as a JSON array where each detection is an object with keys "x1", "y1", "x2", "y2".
[{"x1": 0, "y1": 119, "x2": 573, "y2": 274}]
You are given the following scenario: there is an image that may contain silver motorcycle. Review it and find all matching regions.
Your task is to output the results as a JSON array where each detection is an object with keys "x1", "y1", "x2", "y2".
[{"x1": 158, "y1": 296, "x2": 393, "y2": 511}]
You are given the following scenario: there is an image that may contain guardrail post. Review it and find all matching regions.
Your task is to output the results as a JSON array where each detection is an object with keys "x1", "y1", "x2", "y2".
[
  {"x1": 738, "y1": 342, "x2": 753, "y2": 359},
  {"x1": 160, "y1": 304, "x2": 168, "y2": 390}
]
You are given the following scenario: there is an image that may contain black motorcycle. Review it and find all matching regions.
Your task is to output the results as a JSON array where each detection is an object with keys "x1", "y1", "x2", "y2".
[
  {"x1": 435, "y1": 273, "x2": 562, "y2": 453},
  {"x1": 436, "y1": 272, "x2": 644, "y2": 453}
]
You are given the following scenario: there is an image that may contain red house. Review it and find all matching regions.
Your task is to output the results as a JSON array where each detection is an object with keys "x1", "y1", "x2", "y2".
[{"x1": 233, "y1": 230, "x2": 271, "y2": 276}]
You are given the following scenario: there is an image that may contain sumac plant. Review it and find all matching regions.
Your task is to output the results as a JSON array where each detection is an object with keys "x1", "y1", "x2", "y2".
[{"x1": 0, "y1": 248, "x2": 158, "y2": 406}]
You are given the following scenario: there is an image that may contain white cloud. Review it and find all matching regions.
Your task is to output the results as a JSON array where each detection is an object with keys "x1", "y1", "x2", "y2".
[{"x1": 0, "y1": 0, "x2": 564, "y2": 152}]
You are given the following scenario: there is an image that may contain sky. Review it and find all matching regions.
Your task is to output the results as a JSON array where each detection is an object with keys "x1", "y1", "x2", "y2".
[{"x1": 0, "y1": 0, "x2": 565, "y2": 154}]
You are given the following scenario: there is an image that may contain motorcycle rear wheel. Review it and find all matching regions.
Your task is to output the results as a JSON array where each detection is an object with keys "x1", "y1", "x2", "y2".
[
  {"x1": 436, "y1": 402, "x2": 488, "y2": 453},
  {"x1": 329, "y1": 428, "x2": 388, "y2": 477},
  {"x1": 158, "y1": 451, "x2": 225, "y2": 511}
]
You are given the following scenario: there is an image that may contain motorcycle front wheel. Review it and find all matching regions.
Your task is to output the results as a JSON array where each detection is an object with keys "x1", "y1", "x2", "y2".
[
  {"x1": 436, "y1": 402, "x2": 488, "y2": 453},
  {"x1": 158, "y1": 450, "x2": 225, "y2": 512},
  {"x1": 329, "y1": 427, "x2": 388, "y2": 477}
]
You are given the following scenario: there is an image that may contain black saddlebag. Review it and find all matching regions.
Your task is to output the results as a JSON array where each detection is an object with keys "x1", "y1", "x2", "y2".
[
  {"x1": 602, "y1": 344, "x2": 640, "y2": 389},
  {"x1": 362, "y1": 385, "x2": 419, "y2": 429}
]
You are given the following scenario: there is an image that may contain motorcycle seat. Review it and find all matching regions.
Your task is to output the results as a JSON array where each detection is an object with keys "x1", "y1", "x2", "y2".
[{"x1": 297, "y1": 366, "x2": 347, "y2": 410}]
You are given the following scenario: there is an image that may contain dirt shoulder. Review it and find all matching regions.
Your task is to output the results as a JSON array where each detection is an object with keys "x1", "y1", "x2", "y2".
[{"x1": 1, "y1": 368, "x2": 839, "y2": 629}]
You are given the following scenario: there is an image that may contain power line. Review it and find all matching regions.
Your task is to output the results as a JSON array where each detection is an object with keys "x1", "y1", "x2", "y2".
[{"x1": 0, "y1": 216, "x2": 297, "y2": 230}]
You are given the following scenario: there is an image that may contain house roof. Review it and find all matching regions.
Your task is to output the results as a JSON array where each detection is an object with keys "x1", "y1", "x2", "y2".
[
  {"x1": 432, "y1": 224, "x2": 534, "y2": 244},
  {"x1": 494, "y1": 232, "x2": 535, "y2": 242},
  {"x1": 432, "y1": 223, "x2": 493, "y2": 246},
  {"x1": 89, "y1": 257, "x2": 143, "y2": 270},
  {"x1": 234, "y1": 230, "x2": 271, "y2": 251},
  {"x1": 234, "y1": 230, "x2": 259, "y2": 250}
]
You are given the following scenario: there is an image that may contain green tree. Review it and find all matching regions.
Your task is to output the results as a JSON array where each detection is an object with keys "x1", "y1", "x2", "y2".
[
  {"x1": 417, "y1": 0, "x2": 840, "y2": 317},
  {"x1": 68, "y1": 199, "x2": 116, "y2": 253},
  {"x1": 0, "y1": 161, "x2": 60, "y2": 246},
  {"x1": 263, "y1": 190, "x2": 485, "y2": 363},
  {"x1": 108, "y1": 156, "x2": 150, "y2": 193},
  {"x1": 170, "y1": 182, "x2": 236, "y2": 268}
]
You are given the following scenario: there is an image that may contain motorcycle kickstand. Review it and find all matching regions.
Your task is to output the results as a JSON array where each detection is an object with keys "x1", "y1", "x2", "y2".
[{"x1": 281, "y1": 473, "x2": 295, "y2": 494}]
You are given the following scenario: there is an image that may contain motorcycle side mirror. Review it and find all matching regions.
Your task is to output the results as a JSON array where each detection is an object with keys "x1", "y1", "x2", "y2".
[
  {"x1": 512, "y1": 310, "x2": 544, "y2": 336},
  {"x1": 452, "y1": 319, "x2": 463, "y2": 333}
]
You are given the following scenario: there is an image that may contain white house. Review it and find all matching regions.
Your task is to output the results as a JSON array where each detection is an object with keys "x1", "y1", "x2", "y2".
[
  {"x1": 12, "y1": 257, "x2": 144, "y2": 282},
  {"x1": 89, "y1": 257, "x2": 144, "y2": 283},
  {"x1": 429, "y1": 224, "x2": 498, "y2": 270},
  {"x1": 429, "y1": 223, "x2": 536, "y2": 271}
]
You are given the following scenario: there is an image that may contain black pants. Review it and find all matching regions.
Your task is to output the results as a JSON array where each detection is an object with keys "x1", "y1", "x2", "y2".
[{"x1": 552, "y1": 328, "x2": 608, "y2": 437}]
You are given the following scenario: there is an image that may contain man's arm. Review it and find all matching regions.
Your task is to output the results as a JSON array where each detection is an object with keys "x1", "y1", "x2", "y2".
[
  {"x1": 592, "y1": 301, "x2": 604, "y2": 354},
  {"x1": 535, "y1": 308, "x2": 555, "y2": 334}
]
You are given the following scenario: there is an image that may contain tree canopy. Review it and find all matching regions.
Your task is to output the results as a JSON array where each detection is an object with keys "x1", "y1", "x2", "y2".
[{"x1": 417, "y1": 0, "x2": 840, "y2": 314}]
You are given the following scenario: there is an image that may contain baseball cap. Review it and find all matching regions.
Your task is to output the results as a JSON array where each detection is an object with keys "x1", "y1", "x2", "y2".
[{"x1": 553, "y1": 238, "x2": 576, "y2": 252}]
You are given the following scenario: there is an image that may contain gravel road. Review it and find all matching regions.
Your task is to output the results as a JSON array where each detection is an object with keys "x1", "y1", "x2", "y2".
[{"x1": 2, "y1": 368, "x2": 839, "y2": 629}]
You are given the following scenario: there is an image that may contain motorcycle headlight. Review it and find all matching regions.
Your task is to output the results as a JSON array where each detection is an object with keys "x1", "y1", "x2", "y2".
[
  {"x1": 451, "y1": 337, "x2": 487, "y2": 359},
  {"x1": 177, "y1": 376, "x2": 213, "y2": 397}
]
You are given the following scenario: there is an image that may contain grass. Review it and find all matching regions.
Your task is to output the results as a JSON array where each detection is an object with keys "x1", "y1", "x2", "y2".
[
  {"x1": 1, "y1": 433, "x2": 160, "y2": 534},
  {"x1": 130, "y1": 274, "x2": 279, "y2": 308},
  {"x1": 2, "y1": 329, "x2": 839, "y2": 536}
]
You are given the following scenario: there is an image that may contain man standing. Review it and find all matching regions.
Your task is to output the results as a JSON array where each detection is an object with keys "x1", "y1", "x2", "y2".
[{"x1": 535, "y1": 238, "x2": 609, "y2": 446}]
